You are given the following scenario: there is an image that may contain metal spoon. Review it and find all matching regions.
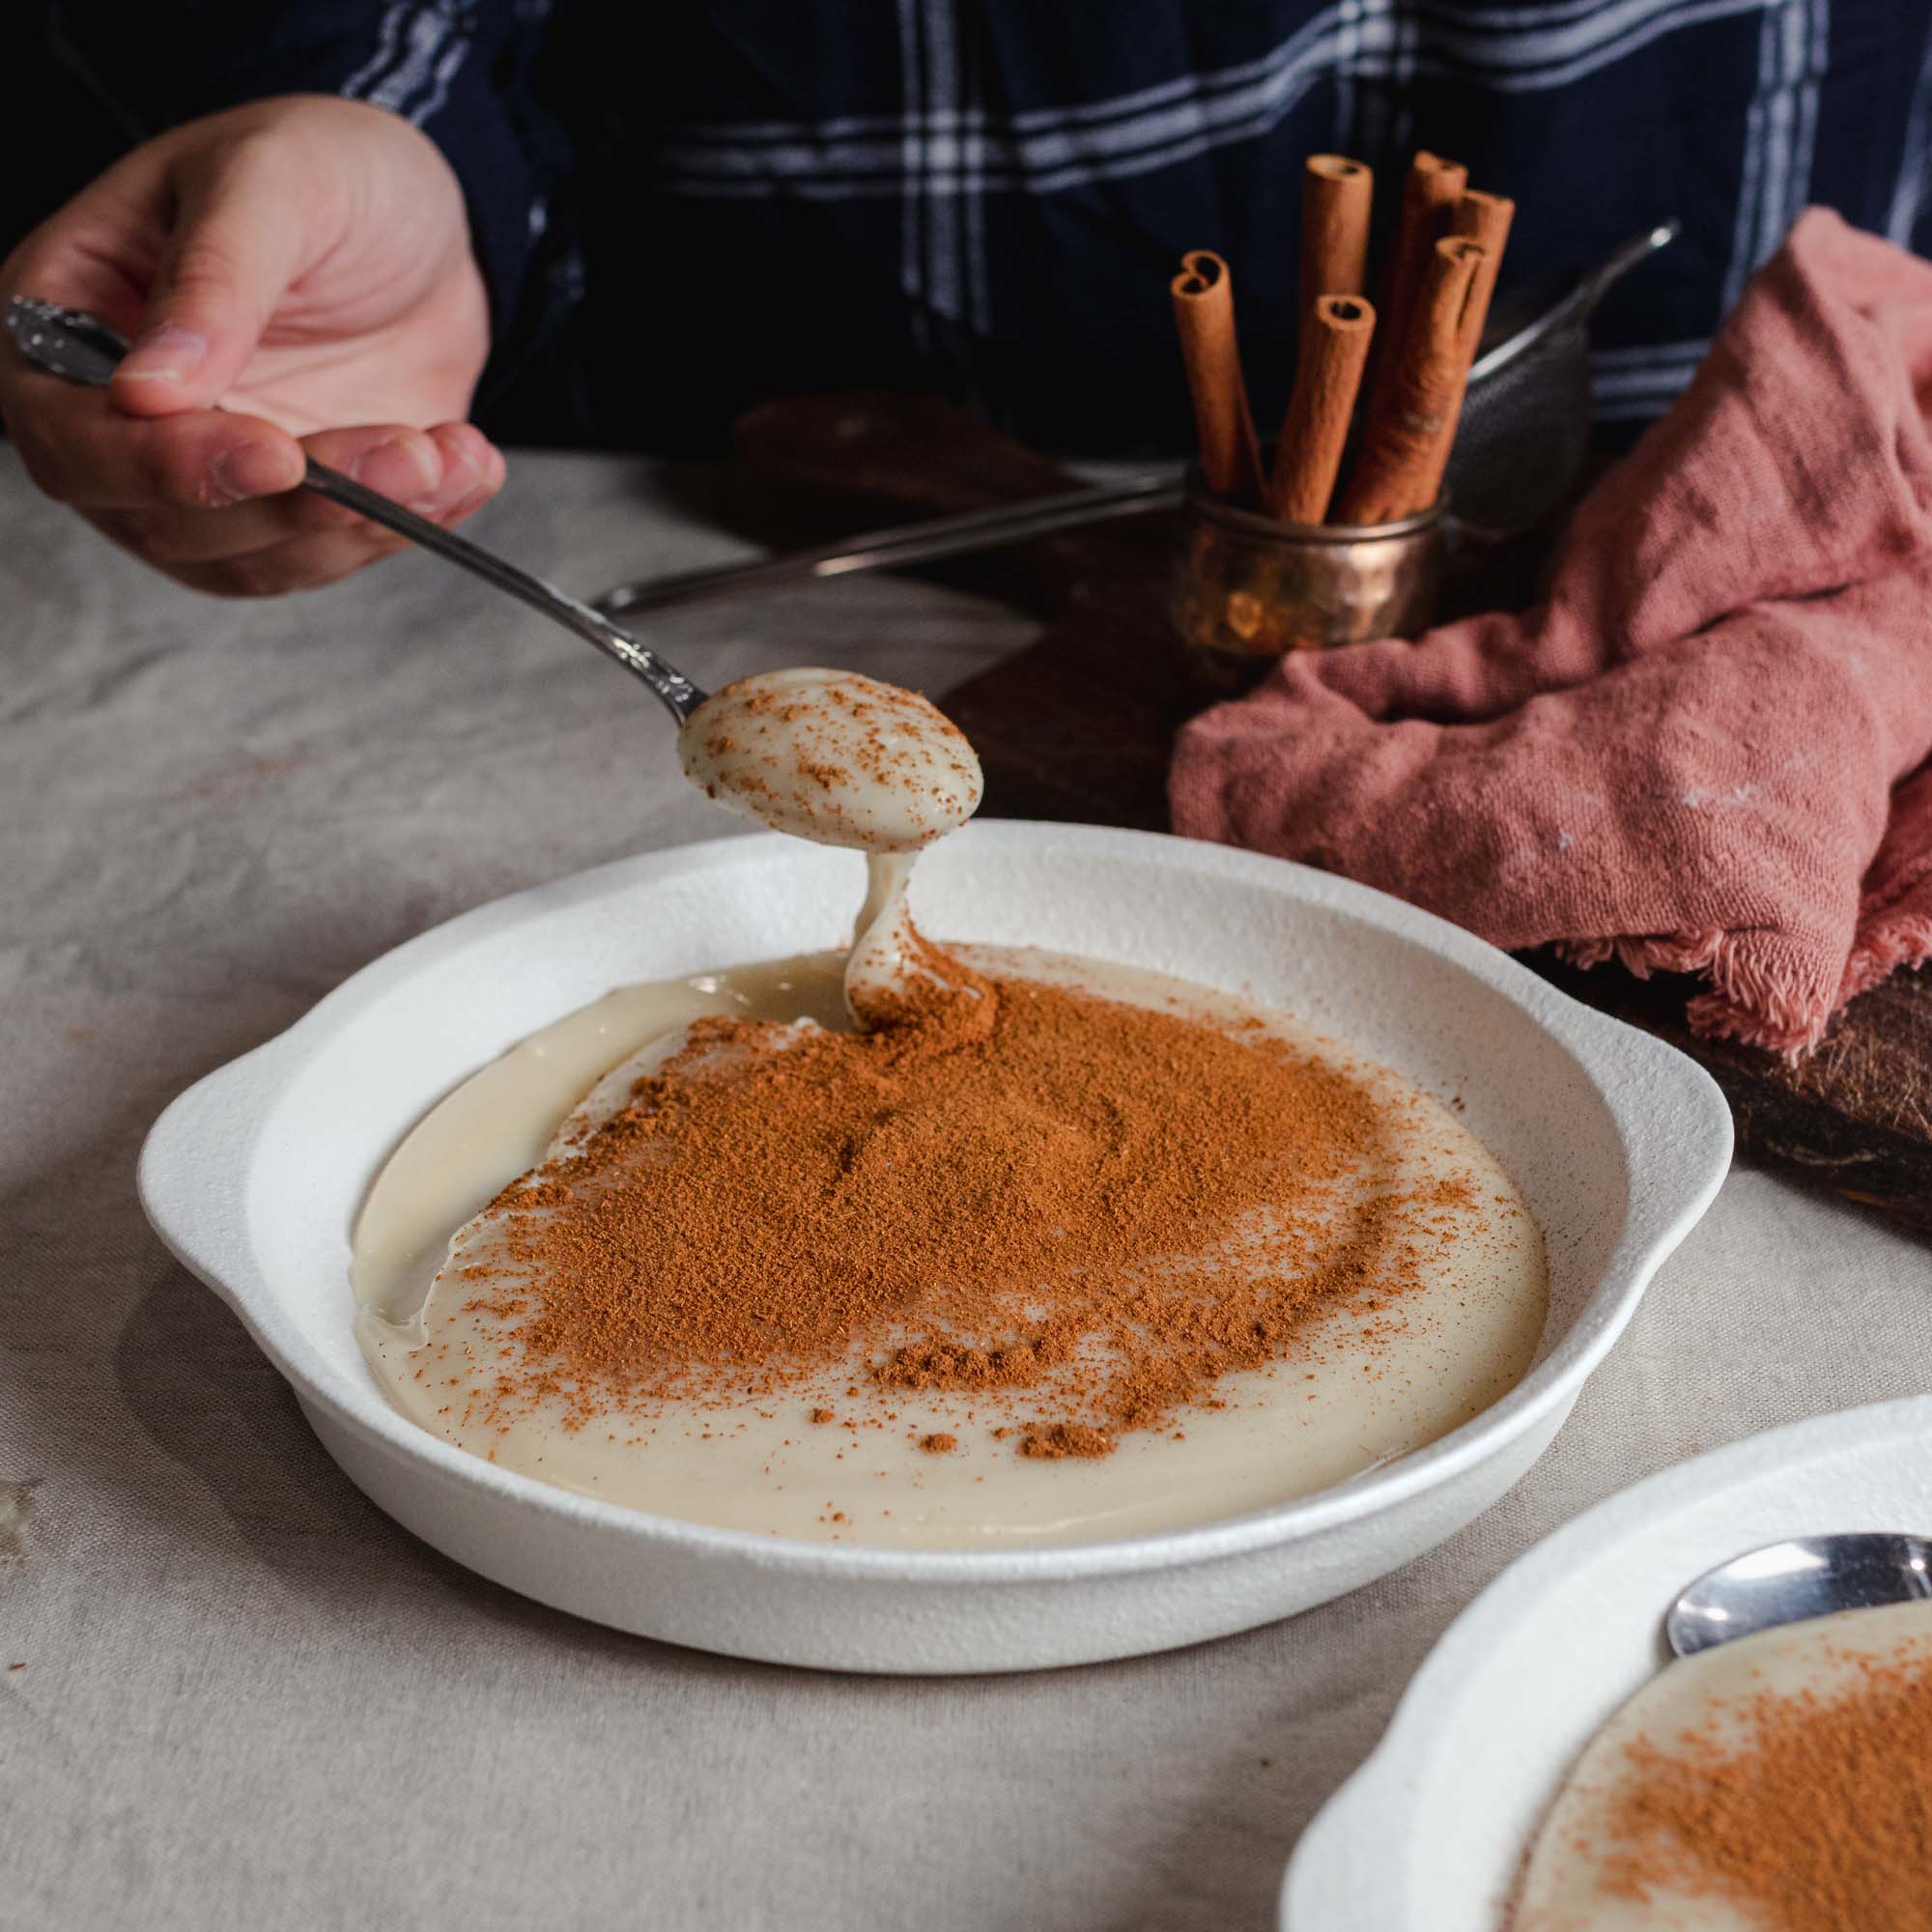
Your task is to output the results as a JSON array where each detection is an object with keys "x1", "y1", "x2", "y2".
[
  {"x1": 3, "y1": 296, "x2": 707, "y2": 724},
  {"x1": 1665, "y1": 1533, "x2": 1932, "y2": 1659}
]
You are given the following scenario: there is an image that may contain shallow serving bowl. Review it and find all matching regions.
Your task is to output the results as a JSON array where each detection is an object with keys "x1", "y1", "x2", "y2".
[
  {"x1": 138, "y1": 821, "x2": 1731, "y2": 1674},
  {"x1": 1282, "y1": 1393, "x2": 1932, "y2": 1929}
]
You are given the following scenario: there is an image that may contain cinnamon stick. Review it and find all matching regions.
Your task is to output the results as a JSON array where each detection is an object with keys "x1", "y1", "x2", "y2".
[
  {"x1": 1270, "y1": 295, "x2": 1376, "y2": 525},
  {"x1": 1390, "y1": 189, "x2": 1516, "y2": 514},
  {"x1": 1377, "y1": 154, "x2": 1466, "y2": 327},
  {"x1": 1300, "y1": 155, "x2": 1374, "y2": 309},
  {"x1": 1334, "y1": 236, "x2": 1484, "y2": 526},
  {"x1": 1360, "y1": 152, "x2": 1467, "y2": 441},
  {"x1": 1171, "y1": 249, "x2": 1266, "y2": 505},
  {"x1": 1447, "y1": 190, "x2": 1515, "y2": 356}
]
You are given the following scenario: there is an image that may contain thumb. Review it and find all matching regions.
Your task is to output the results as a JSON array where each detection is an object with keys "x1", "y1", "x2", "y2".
[{"x1": 111, "y1": 139, "x2": 309, "y2": 417}]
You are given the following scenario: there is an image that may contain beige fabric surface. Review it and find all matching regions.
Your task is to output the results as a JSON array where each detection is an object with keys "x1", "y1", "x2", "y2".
[{"x1": 2, "y1": 447, "x2": 1928, "y2": 1932}]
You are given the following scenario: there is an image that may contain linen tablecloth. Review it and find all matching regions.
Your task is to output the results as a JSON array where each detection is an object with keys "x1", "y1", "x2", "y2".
[{"x1": 4, "y1": 448, "x2": 1928, "y2": 1932}]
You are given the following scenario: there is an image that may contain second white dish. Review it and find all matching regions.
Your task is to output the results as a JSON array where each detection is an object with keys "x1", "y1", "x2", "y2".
[{"x1": 1284, "y1": 1392, "x2": 1932, "y2": 1928}]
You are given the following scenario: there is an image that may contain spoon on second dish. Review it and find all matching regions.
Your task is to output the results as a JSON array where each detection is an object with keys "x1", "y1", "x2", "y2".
[{"x1": 1665, "y1": 1531, "x2": 1932, "y2": 1658}]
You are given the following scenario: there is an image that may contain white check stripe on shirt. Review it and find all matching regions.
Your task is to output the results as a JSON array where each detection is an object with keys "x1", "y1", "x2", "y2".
[
  {"x1": 657, "y1": 0, "x2": 1769, "y2": 200},
  {"x1": 342, "y1": 2, "x2": 473, "y2": 128}
]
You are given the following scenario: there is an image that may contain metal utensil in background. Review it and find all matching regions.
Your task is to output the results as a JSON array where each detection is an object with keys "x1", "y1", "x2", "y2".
[
  {"x1": 594, "y1": 221, "x2": 1680, "y2": 622},
  {"x1": 3, "y1": 298, "x2": 708, "y2": 725},
  {"x1": 1665, "y1": 1532, "x2": 1932, "y2": 1658},
  {"x1": 1450, "y1": 221, "x2": 1681, "y2": 538}
]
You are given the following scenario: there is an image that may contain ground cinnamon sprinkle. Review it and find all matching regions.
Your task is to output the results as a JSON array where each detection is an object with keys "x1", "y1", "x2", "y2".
[
  {"x1": 456, "y1": 953, "x2": 1467, "y2": 1454},
  {"x1": 1019, "y1": 1423, "x2": 1115, "y2": 1461},
  {"x1": 1588, "y1": 1639, "x2": 1932, "y2": 1931}
]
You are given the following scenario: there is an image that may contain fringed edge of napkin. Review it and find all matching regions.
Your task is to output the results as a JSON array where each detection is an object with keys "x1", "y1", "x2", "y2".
[
  {"x1": 1557, "y1": 929, "x2": 1836, "y2": 1061},
  {"x1": 1556, "y1": 900, "x2": 1932, "y2": 1063}
]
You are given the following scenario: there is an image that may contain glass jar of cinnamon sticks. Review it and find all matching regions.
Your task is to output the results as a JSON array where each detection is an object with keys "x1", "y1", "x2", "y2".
[{"x1": 1166, "y1": 152, "x2": 1513, "y2": 692}]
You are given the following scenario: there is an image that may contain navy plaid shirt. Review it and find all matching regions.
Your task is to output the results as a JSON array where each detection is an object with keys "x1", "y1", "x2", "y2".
[{"x1": 27, "y1": 0, "x2": 1932, "y2": 453}]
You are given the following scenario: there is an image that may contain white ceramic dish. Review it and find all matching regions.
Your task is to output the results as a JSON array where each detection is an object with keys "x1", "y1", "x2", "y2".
[
  {"x1": 1283, "y1": 1393, "x2": 1932, "y2": 1928},
  {"x1": 138, "y1": 821, "x2": 1731, "y2": 1674}
]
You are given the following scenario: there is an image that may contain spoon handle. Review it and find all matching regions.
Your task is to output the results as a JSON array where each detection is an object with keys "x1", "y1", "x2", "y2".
[
  {"x1": 3, "y1": 296, "x2": 707, "y2": 725},
  {"x1": 295, "y1": 456, "x2": 704, "y2": 718}
]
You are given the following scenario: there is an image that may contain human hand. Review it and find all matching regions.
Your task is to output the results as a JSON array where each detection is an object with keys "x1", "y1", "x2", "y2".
[{"x1": 0, "y1": 94, "x2": 503, "y2": 595}]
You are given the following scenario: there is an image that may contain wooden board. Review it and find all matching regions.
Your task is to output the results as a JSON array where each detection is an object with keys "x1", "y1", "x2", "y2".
[{"x1": 724, "y1": 393, "x2": 1932, "y2": 1234}]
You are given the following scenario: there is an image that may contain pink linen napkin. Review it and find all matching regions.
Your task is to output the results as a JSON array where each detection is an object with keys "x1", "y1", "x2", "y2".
[{"x1": 1170, "y1": 209, "x2": 1932, "y2": 1056}]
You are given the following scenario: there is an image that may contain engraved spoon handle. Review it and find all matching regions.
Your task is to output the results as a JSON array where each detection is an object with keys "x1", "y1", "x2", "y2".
[{"x1": 3, "y1": 297, "x2": 707, "y2": 724}]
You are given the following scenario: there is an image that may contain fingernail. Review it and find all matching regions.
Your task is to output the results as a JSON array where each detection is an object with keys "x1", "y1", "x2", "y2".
[
  {"x1": 117, "y1": 326, "x2": 209, "y2": 385},
  {"x1": 350, "y1": 437, "x2": 440, "y2": 500},
  {"x1": 208, "y1": 442, "x2": 299, "y2": 505}
]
